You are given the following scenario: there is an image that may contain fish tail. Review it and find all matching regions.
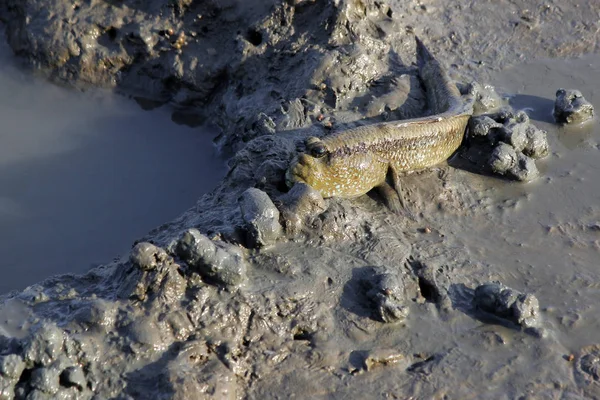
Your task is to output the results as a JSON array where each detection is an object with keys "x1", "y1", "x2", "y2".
[{"x1": 415, "y1": 36, "x2": 435, "y2": 69}]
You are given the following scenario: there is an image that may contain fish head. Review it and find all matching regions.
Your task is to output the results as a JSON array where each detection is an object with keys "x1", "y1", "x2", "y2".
[
  {"x1": 286, "y1": 136, "x2": 334, "y2": 196},
  {"x1": 286, "y1": 137, "x2": 384, "y2": 198}
]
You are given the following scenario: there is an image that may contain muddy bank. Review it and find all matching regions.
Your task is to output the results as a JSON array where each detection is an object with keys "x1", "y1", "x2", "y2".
[
  {"x1": 0, "y1": 0, "x2": 600, "y2": 399},
  {"x1": 0, "y1": 0, "x2": 598, "y2": 151}
]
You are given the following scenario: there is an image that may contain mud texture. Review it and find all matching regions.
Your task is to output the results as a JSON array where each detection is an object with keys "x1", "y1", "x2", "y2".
[
  {"x1": 473, "y1": 281, "x2": 541, "y2": 331},
  {"x1": 361, "y1": 266, "x2": 413, "y2": 324},
  {"x1": 173, "y1": 229, "x2": 247, "y2": 287},
  {"x1": 1, "y1": 0, "x2": 598, "y2": 150},
  {"x1": 554, "y1": 88, "x2": 595, "y2": 125},
  {"x1": 0, "y1": 0, "x2": 600, "y2": 399},
  {"x1": 238, "y1": 188, "x2": 282, "y2": 249},
  {"x1": 463, "y1": 103, "x2": 549, "y2": 182}
]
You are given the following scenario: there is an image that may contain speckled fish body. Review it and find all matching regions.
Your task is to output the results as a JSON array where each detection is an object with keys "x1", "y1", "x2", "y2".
[{"x1": 286, "y1": 36, "x2": 473, "y2": 199}]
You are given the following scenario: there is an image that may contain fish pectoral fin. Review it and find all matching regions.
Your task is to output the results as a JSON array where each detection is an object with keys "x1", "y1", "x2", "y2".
[
  {"x1": 384, "y1": 165, "x2": 417, "y2": 220},
  {"x1": 388, "y1": 165, "x2": 404, "y2": 200},
  {"x1": 375, "y1": 182, "x2": 403, "y2": 214}
]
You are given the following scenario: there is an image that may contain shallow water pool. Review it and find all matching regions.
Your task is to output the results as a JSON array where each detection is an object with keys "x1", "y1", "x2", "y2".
[{"x1": 0, "y1": 44, "x2": 225, "y2": 294}]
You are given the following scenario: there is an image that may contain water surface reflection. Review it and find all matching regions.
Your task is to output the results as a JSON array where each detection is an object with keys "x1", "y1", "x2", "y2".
[{"x1": 0, "y1": 44, "x2": 225, "y2": 293}]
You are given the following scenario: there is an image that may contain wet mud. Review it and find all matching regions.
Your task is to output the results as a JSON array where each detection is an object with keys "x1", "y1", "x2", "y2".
[{"x1": 0, "y1": 0, "x2": 599, "y2": 399}]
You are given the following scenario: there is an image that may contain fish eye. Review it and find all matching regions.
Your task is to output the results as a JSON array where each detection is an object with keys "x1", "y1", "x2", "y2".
[
  {"x1": 305, "y1": 136, "x2": 328, "y2": 158},
  {"x1": 309, "y1": 143, "x2": 327, "y2": 158}
]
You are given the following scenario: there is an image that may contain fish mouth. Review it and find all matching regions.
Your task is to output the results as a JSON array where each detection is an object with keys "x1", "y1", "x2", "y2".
[{"x1": 285, "y1": 154, "x2": 311, "y2": 188}]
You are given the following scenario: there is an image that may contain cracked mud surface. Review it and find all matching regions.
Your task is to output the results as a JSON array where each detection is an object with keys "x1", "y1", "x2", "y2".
[{"x1": 0, "y1": 0, "x2": 600, "y2": 399}]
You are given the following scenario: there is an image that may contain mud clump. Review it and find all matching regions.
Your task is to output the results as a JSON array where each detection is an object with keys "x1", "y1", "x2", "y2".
[
  {"x1": 0, "y1": 355, "x2": 25, "y2": 400},
  {"x1": 239, "y1": 188, "x2": 283, "y2": 248},
  {"x1": 575, "y1": 344, "x2": 600, "y2": 398},
  {"x1": 22, "y1": 324, "x2": 65, "y2": 367},
  {"x1": 71, "y1": 299, "x2": 117, "y2": 332},
  {"x1": 0, "y1": 323, "x2": 96, "y2": 399},
  {"x1": 118, "y1": 242, "x2": 186, "y2": 304},
  {"x1": 129, "y1": 241, "x2": 170, "y2": 271},
  {"x1": 175, "y1": 229, "x2": 247, "y2": 287},
  {"x1": 553, "y1": 88, "x2": 595, "y2": 124},
  {"x1": 361, "y1": 266, "x2": 410, "y2": 323},
  {"x1": 468, "y1": 82, "x2": 504, "y2": 115},
  {"x1": 30, "y1": 366, "x2": 61, "y2": 395},
  {"x1": 473, "y1": 282, "x2": 542, "y2": 334},
  {"x1": 277, "y1": 182, "x2": 327, "y2": 235},
  {"x1": 488, "y1": 143, "x2": 539, "y2": 182},
  {"x1": 466, "y1": 104, "x2": 549, "y2": 182},
  {"x1": 0, "y1": 355, "x2": 25, "y2": 380},
  {"x1": 467, "y1": 115, "x2": 503, "y2": 139}
]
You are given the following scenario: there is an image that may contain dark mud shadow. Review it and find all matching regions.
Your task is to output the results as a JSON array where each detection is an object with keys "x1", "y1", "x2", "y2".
[
  {"x1": 340, "y1": 267, "x2": 381, "y2": 320},
  {"x1": 447, "y1": 143, "x2": 496, "y2": 177},
  {"x1": 344, "y1": 50, "x2": 424, "y2": 127},
  {"x1": 123, "y1": 342, "x2": 181, "y2": 398}
]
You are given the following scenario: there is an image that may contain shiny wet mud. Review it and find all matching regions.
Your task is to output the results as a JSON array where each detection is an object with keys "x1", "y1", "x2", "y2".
[
  {"x1": 1, "y1": 42, "x2": 600, "y2": 400},
  {"x1": 462, "y1": 55, "x2": 600, "y2": 351}
]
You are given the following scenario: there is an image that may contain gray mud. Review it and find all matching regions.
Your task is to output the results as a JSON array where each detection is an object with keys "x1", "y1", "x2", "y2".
[
  {"x1": 0, "y1": 0, "x2": 600, "y2": 399},
  {"x1": 471, "y1": 55, "x2": 600, "y2": 351}
]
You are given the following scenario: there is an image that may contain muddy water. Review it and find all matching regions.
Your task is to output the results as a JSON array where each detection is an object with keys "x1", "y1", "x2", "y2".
[
  {"x1": 457, "y1": 56, "x2": 600, "y2": 350},
  {"x1": 0, "y1": 47, "x2": 225, "y2": 294}
]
